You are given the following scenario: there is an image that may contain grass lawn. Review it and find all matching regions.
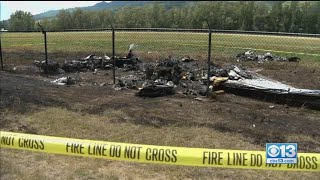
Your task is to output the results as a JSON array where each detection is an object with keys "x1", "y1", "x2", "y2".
[{"x1": 2, "y1": 31, "x2": 320, "y2": 66}]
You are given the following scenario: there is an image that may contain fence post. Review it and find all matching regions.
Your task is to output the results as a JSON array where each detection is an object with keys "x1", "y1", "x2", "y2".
[
  {"x1": 108, "y1": 20, "x2": 116, "y2": 84},
  {"x1": 38, "y1": 23, "x2": 48, "y2": 74},
  {"x1": 206, "y1": 20, "x2": 212, "y2": 97},
  {"x1": 0, "y1": 31, "x2": 3, "y2": 71}
]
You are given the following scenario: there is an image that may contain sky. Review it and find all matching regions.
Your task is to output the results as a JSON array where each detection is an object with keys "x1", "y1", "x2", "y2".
[{"x1": 1, "y1": 1, "x2": 108, "y2": 21}]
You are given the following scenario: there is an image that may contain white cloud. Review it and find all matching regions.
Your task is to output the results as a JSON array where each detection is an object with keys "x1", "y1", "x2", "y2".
[{"x1": 1, "y1": 1, "x2": 109, "y2": 20}]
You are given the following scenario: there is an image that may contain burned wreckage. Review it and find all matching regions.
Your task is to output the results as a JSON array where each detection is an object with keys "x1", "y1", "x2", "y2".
[
  {"x1": 33, "y1": 44, "x2": 141, "y2": 74},
  {"x1": 236, "y1": 50, "x2": 300, "y2": 63},
  {"x1": 128, "y1": 58, "x2": 319, "y2": 109},
  {"x1": 33, "y1": 47, "x2": 320, "y2": 109}
]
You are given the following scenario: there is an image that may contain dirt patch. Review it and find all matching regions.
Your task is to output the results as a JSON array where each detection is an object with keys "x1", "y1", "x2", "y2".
[
  {"x1": 83, "y1": 102, "x2": 131, "y2": 115},
  {"x1": 0, "y1": 73, "x2": 70, "y2": 114},
  {"x1": 1, "y1": 69, "x2": 319, "y2": 179},
  {"x1": 1, "y1": 70, "x2": 319, "y2": 140}
]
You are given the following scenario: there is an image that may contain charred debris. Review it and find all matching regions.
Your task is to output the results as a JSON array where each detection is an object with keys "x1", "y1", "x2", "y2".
[
  {"x1": 236, "y1": 50, "x2": 300, "y2": 63},
  {"x1": 32, "y1": 48, "x2": 320, "y2": 109}
]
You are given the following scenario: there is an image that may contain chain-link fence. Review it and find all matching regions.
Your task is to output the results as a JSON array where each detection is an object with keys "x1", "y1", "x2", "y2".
[
  {"x1": 46, "y1": 31, "x2": 112, "y2": 63},
  {"x1": 1, "y1": 31, "x2": 43, "y2": 67},
  {"x1": 211, "y1": 31, "x2": 320, "y2": 89},
  {"x1": 113, "y1": 29, "x2": 208, "y2": 61},
  {"x1": 1, "y1": 28, "x2": 319, "y2": 108},
  {"x1": 2, "y1": 29, "x2": 319, "y2": 65},
  {"x1": 2, "y1": 29, "x2": 319, "y2": 67}
]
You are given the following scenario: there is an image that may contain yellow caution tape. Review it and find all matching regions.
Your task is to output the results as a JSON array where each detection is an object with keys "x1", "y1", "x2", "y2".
[{"x1": 1, "y1": 131, "x2": 319, "y2": 172}]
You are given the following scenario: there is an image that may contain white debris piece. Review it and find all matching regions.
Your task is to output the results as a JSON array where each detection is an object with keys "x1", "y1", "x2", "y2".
[
  {"x1": 244, "y1": 51, "x2": 252, "y2": 55},
  {"x1": 129, "y1": 44, "x2": 139, "y2": 51},
  {"x1": 166, "y1": 81, "x2": 174, "y2": 87},
  {"x1": 225, "y1": 72, "x2": 320, "y2": 96},
  {"x1": 228, "y1": 70, "x2": 241, "y2": 80},
  {"x1": 51, "y1": 77, "x2": 74, "y2": 86}
]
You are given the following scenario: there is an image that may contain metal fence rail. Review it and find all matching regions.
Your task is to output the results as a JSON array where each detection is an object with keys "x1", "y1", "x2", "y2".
[{"x1": 4, "y1": 28, "x2": 320, "y2": 37}]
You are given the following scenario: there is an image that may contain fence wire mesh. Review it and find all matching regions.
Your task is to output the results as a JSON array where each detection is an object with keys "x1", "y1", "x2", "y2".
[
  {"x1": 46, "y1": 31, "x2": 111, "y2": 63},
  {"x1": 115, "y1": 30, "x2": 208, "y2": 62},
  {"x1": 1, "y1": 32, "x2": 43, "y2": 67},
  {"x1": 1, "y1": 28, "x2": 319, "y2": 108},
  {"x1": 211, "y1": 33, "x2": 320, "y2": 89}
]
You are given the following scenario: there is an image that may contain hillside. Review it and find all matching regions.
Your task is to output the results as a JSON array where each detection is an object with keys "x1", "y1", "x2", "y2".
[{"x1": 33, "y1": 1, "x2": 191, "y2": 20}]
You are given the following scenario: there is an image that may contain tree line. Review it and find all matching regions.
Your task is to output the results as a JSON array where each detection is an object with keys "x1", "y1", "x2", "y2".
[{"x1": 2, "y1": 1, "x2": 320, "y2": 34}]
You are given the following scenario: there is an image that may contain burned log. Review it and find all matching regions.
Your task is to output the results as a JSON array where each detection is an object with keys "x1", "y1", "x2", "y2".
[{"x1": 136, "y1": 85, "x2": 175, "y2": 97}]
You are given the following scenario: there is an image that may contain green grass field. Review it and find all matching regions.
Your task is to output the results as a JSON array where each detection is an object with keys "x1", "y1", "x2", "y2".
[{"x1": 2, "y1": 31, "x2": 320, "y2": 65}]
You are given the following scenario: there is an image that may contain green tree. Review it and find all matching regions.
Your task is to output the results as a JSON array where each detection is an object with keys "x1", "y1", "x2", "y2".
[
  {"x1": 309, "y1": 2, "x2": 319, "y2": 34},
  {"x1": 253, "y1": 2, "x2": 268, "y2": 31},
  {"x1": 270, "y1": 2, "x2": 285, "y2": 32},
  {"x1": 0, "y1": 20, "x2": 9, "y2": 30},
  {"x1": 9, "y1": 10, "x2": 35, "y2": 31},
  {"x1": 239, "y1": 2, "x2": 255, "y2": 31},
  {"x1": 39, "y1": 18, "x2": 58, "y2": 31},
  {"x1": 56, "y1": 10, "x2": 73, "y2": 29},
  {"x1": 98, "y1": 10, "x2": 114, "y2": 28},
  {"x1": 317, "y1": 1, "x2": 320, "y2": 34},
  {"x1": 25, "y1": 1, "x2": 320, "y2": 33},
  {"x1": 289, "y1": 1, "x2": 300, "y2": 33}
]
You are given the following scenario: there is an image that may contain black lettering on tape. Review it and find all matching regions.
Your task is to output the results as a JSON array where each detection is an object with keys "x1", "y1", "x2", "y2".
[
  {"x1": 146, "y1": 148, "x2": 152, "y2": 161},
  {"x1": 66, "y1": 143, "x2": 71, "y2": 152},
  {"x1": 18, "y1": 138, "x2": 44, "y2": 150},
  {"x1": 227, "y1": 153, "x2": 231, "y2": 165},
  {"x1": 165, "y1": 149, "x2": 171, "y2": 162},
  {"x1": 152, "y1": 148, "x2": 158, "y2": 161},
  {"x1": 145, "y1": 148, "x2": 177, "y2": 162},
  {"x1": 203, "y1": 151, "x2": 223, "y2": 165},
  {"x1": 287, "y1": 156, "x2": 310, "y2": 170},
  {"x1": 24, "y1": 138, "x2": 29, "y2": 148},
  {"x1": 203, "y1": 152, "x2": 208, "y2": 164},
  {"x1": 172, "y1": 150, "x2": 177, "y2": 162},
  {"x1": 311, "y1": 157, "x2": 317, "y2": 169},
  {"x1": 292, "y1": 156, "x2": 318, "y2": 170},
  {"x1": 299, "y1": 156, "x2": 306, "y2": 169},
  {"x1": 88, "y1": 144, "x2": 107, "y2": 156},
  {"x1": 1, "y1": 136, "x2": 14, "y2": 146},
  {"x1": 305, "y1": 156, "x2": 312, "y2": 169},
  {"x1": 124, "y1": 146, "x2": 142, "y2": 159},
  {"x1": 227, "y1": 152, "x2": 249, "y2": 166},
  {"x1": 109, "y1": 145, "x2": 121, "y2": 157},
  {"x1": 243, "y1": 153, "x2": 248, "y2": 166},
  {"x1": 39, "y1": 140, "x2": 44, "y2": 150},
  {"x1": 3, "y1": 132, "x2": 320, "y2": 171},
  {"x1": 250, "y1": 154, "x2": 262, "y2": 167},
  {"x1": 158, "y1": 149, "x2": 164, "y2": 161},
  {"x1": 66, "y1": 143, "x2": 84, "y2": 154}
]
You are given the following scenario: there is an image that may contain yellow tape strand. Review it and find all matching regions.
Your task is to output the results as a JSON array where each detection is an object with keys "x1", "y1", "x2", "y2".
[{"x1": 0, "y1": 131, "x2": 319, "y2": 172}]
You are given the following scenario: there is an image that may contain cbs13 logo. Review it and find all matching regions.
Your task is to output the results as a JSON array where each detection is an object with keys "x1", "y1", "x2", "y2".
[{"x1": 267, "y1": 143, "x2": 297, "y2": 158}]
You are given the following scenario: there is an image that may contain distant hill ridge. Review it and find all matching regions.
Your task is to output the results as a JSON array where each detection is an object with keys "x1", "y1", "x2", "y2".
[{"x1": 33, "y1": 1, "x2": 192, "y2": 20}]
